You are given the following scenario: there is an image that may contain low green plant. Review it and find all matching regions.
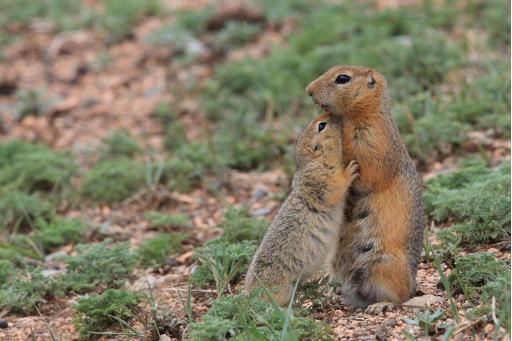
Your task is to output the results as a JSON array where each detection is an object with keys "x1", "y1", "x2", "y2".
[
  {"x1": 0, "y1": 260, "x2": 15, "y2": 286},
  {"x1": 252, "y1": 0, "x2": 320, "y2": 23},
  {"x1": 100, "y1": 0, "x2": 161, "y2": 43},
  {"x1": 424, "y1": 165, "x2": 511, "y2": 245},
  {"x1": 187, "y1": 285, "x2": 333, "y2": 340},
  {"x1": 188, "y1": 315, "x2": 237, "y2": 341},
  {"x1": 448, "y1": 252, "x2": 508, "y2": 295},
  {"x1": 145, "y1": 22, "x2": 193, "y2": 51},
  {"x1": 101, "y1": 129, "x2": 141, "y2": 158},
  {"x1": 480, "y1": 272, "x2": 511, "y2": 336},
  {"x1": 190, "y1": 240, "x2": 258, "y2": 289},
  {"x1": 0, "y1": 190, "x2": 53, "y2": 230},
  {"x1": 163, "y1": 119, "x2": 188, "y2": 151},
  {"x1": 0, "y1": 267, "x2": 64, "y2": 315},
  {"x1": 159, "y1": 157, "x2": 198, "y2": 193},
  {"x1": 213, "y1": 22, "x2": 262, "y2": 50},
  {"x1": 216, "y1": 206, "x2": 268, "y2": 243},
  {"x1": 0, "y1": 0, "x2": 93, "y2": 31},
  {"x1": 402, "y1": 306, "x2": 450, "y2": 338},
  {"x1": 0, "y1": 139, "x2": 76, "y2": 192},
  {"x1": 57, "y1": 239, "x2": 138, "y2": 292},
  {"x1": 12, "y1": 89, "x2": 50, "y2": 122},
  {"x1": 14, "y1": 217, "x2": 86, "y2": 253},
  {"x1": 144, "y1": 211, "x2": 188, "y2": 229},
  {"x1": 0, "y1": 249, "x2": 26, "y2": 269},
  {"x1": 72, "y1": 289, "x2": 145, "y2": 340},
  {"x1": 297, "y1": 277, "x2": 340, "y2": 311},
  {"x1": 79, "y1": 158, "x2": 147, "y2": 205},
  {"x1": 136, "y1": 232, "x2": 188, "y2": 267},
  {"x1": 174, "y1": 6, "x2": 215, "y2": 36}
]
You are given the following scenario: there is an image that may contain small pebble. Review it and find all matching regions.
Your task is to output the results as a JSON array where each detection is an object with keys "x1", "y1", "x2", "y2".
[
  {"x1": 485, "y1": 323, "x2": 495, "y2": 334},
  {"x1": 252, "y1": 188, "x2": 267, "y2": 199},
  {"x1": 0, "y1": 320, "x2": 7, "y2": 328}
]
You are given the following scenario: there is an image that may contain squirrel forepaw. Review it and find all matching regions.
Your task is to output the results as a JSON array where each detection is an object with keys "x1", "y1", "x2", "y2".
[
  {"x1": 347, "y1": 160, "x2": 359, "y2": 182},
  {"x1": 365, "y1": 302, "x2": 395, "y2": 315}
]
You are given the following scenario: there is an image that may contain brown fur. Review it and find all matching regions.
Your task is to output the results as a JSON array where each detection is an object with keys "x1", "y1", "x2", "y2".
[
  {"x1": 244, "y1": 113, "x2": 359, "y2": 306},
  {"x1": 306, "y1": 65, "x2": 424, "y2": 314}
]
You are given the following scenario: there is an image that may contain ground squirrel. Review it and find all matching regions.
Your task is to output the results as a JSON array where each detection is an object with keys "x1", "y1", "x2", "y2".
[
  {"x1": 245, "y1": 113, "x2": 359, "y2": 306},
  {"x1": 306, "y1": 65, "x2": 424, "y2": 315}
]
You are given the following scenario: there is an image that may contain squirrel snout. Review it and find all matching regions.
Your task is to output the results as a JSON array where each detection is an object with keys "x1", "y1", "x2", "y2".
[{"x1": 306, "y1": 84, "x2": 313, "y2": 97}]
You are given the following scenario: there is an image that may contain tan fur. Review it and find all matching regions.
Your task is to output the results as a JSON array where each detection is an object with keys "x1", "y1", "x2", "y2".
[
  {"x1": 244, "y1": 113, "x2": 359, "y2": 306},
  {"x1": 306, "y1": 66, "x2": 424, "y2": 314}
]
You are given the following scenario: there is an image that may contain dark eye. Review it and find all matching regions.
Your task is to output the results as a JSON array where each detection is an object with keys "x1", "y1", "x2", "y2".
[
  {"x1": 317, "y1": 122, "x2": 326, "y2": 132},
  {"x1": 335, "y1": 74, "x2": 351, "y2": 84}
]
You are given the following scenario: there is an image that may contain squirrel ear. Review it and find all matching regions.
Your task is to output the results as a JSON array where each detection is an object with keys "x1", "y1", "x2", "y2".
[{"x1": 367, "y1": 74, "x2": 376, "y2": 89}]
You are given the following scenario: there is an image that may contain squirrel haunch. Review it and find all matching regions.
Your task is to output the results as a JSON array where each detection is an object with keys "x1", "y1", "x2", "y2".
[
  {"x1": 306, "y1": 65, "x2": 424, "y2": 314},
  {"x1": 244, "y1": 113, "x2": 358, "y2": 306}
]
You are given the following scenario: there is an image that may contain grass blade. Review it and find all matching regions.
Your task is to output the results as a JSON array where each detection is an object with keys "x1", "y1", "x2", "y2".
[
  {"x1": 429, "y1": 244, "x2": 459, "y2": 322},
  {"x1": 0, "y1": 242, "x2": 43, "y2": 261},
  {"x1": 34, "y1": 305, "x2": 57, "y2": 341}
]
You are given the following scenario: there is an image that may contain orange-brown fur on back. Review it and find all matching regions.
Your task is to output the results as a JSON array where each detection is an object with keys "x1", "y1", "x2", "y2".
[{"x1": 306, "y1": 66, "x2": 424, "y2": 313}]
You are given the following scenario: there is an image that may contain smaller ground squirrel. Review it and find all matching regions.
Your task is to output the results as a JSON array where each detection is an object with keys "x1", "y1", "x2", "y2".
[
  {"x1": 244, "y1": 113, "x2": 359, "y2": 306},
  {"x1": 306, "y1": 65, "x2": 424, "y2": 315}
]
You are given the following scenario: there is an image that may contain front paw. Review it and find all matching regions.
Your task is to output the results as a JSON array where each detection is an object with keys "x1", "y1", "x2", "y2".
[
  {"x1": 365, "y1": 301, "x2": 395, "y2": 315},
  {"x1": 346, "y1": 160, "x2": 359, "y2": 182}
]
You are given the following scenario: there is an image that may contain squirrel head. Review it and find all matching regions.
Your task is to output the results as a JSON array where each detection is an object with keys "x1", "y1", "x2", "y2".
[
  {"x1": 294, "y1": 113, "x2": 343, "y2": 172},
  {"x1": 305, "y1": 65, "x2": 390, "y2": 118}
]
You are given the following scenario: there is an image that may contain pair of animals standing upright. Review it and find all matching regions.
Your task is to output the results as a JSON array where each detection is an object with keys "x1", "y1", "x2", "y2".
[{"x1": 245, "y1": 65, "x2": 424, "y2": 315}]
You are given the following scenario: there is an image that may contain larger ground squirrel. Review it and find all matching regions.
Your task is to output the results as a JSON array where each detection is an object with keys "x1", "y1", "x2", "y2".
[
  {"x1": 306, "y1": 65, "x2": 424, "y2": 314},
  {"x1": 245, "y1": 113, "x2": 359, "y2": 306}
]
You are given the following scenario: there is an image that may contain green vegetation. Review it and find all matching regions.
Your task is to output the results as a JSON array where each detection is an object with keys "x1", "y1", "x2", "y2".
[
  {"x1": 0, "y1": 139, "x2": 76, "y2": 192},
  {"x1": 73, "y1": 289, "x2": 144, "y2": 340},
  {"x1": 189, "y1": 206, "x2": 267, "y2": 288},
  {"x1": 0, "y1": 190, "x2": 54, "y2": 230},
  {"x1": 297, "y1": 277, "x2": 340, "y2": 311},
  {"x1": 0, "y1": 267, "x2": 64, "y2": 315},
  {"x1": 136, "y1": 232, "x2": 188, "y2": 267},
  {"x1": 188, "y1": 315, "x2": 237, "y2": 341},
  {"x1": 0, "y1": 0, "x2": 93, "y2": 31},
  {"x1": 0, "y1": 140, "x2": 76, "y2": 230},
  {"x1": 79, "y1": 158, "x2": 147, "y2": 205},
  {"x1": 145, "y1": 211, "x2": 189, "y2": 229},
  {"x1": 402, "y1": 307, "x2": 448, "y2": 337},
  {"x1": 100, "y1": 0, "x2": 161, "y2": 43},
  {"x1": 57, "y1": 239, "x2": 138, "y2": 292},
  {"x1": 216, "y1": 206, "x2": 268, "y2": 243},
  {"x1": 449, "y1": 252, "x2": 508, "y2": 293},
  {"x1": 13, "y1": 217, "x2": 86, "y2": 253},
  {"x1": 213, "y1": 22, "x2": 262, "y2": 50},
  {"x1": 190, "y1": 240, "x2": 257, "y2": 289},
  {"x1": 424, "y1": 164, "x2": 511, "y2": 248},
  {"x1": 187, "y1": 286, "x2": 332, "y2": 340},
  {"x1": 101, "y1": 129, "x2": 142, "y2": 158},
  {"x1": 12, "y1": 89, "x2": 51, "y2": 122},
  {"x1": 193, "y1": 0, "x2": 509, "y2": 165}
]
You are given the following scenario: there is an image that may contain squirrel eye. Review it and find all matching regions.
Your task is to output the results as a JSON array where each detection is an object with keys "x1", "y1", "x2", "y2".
[
  {"x1": 317, "y1": 122, "x2": 326, "y2": 132},
  {"x1": 335, "y1": 74, "x2": 351, "y2": 84}
]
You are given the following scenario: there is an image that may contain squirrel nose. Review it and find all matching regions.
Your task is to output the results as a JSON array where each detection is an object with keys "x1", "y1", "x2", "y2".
[{"x1": 306, "y1": 85, "x2": 313, "y2": 97}]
